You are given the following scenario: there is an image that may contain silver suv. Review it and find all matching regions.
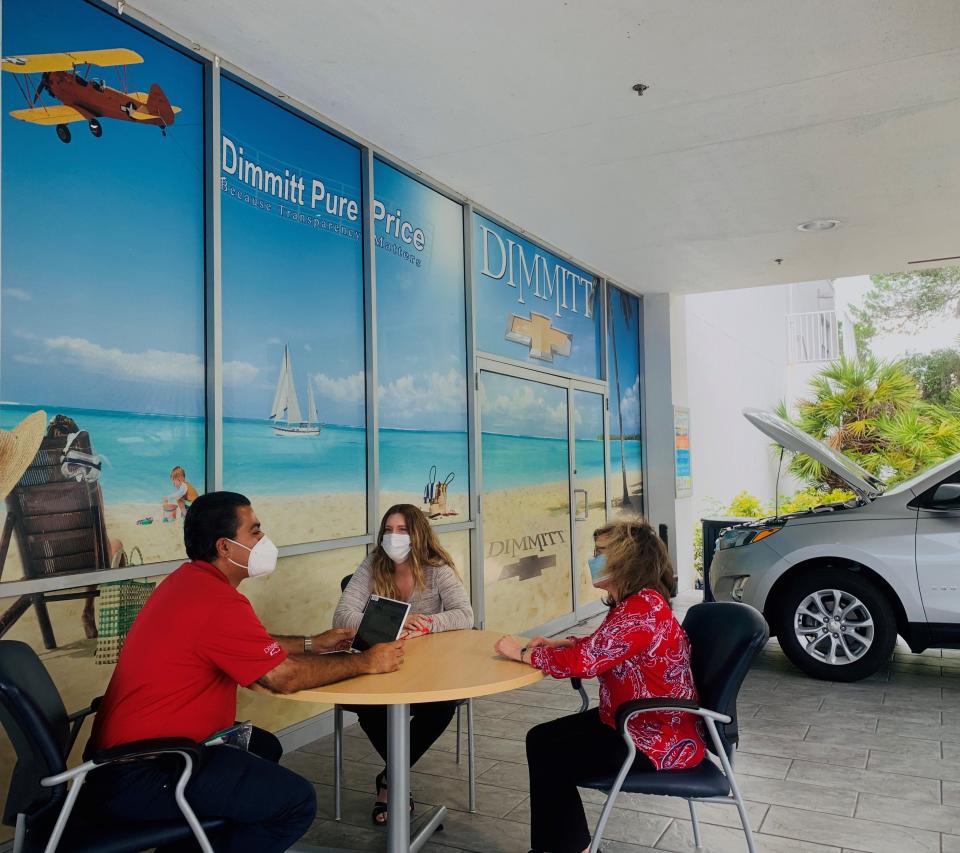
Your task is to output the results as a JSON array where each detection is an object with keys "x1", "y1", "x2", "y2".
[{"x1": 710, "y1": 409, "x2": 960, "y2": 681}]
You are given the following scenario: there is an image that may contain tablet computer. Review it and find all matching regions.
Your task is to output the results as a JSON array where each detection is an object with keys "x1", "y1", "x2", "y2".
[{"x1": 351, "y1": 594, "x2": 411, "y2": 653}]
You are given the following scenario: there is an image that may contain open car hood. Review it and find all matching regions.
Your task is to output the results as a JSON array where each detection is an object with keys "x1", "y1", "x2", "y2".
[{"x1": 743, "y1": 409, "x2": 884, "y2": 499}]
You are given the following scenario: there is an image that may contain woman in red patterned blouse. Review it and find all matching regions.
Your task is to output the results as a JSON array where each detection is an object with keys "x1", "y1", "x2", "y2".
[{"x1": 495, "y1": 519, "x2": 705, "y2": 853}]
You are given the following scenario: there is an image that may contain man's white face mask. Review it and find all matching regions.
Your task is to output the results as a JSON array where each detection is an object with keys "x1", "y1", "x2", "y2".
[{"x1": 227, "y1": 536, "x2": 279, "y2": 577}]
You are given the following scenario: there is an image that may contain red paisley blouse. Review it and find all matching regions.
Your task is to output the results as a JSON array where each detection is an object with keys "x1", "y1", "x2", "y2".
[{"x1": 529, "y1": 589, "x2": 705, "y2": 770}]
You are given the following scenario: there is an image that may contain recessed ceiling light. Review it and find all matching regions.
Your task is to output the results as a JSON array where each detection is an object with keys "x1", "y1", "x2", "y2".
[{"x1": 796, "y1": 219, "x2": 840, "y2": 232}]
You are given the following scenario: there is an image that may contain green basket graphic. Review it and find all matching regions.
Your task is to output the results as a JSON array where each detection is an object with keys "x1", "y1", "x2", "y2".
[{"x1": 96, "y1": 579, "x2": 155, "y2": 665}]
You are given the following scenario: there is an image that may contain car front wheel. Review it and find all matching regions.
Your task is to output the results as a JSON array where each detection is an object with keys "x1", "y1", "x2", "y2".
[{"x1": 774, "y1": 568, "x2": 897, "y2": 682}]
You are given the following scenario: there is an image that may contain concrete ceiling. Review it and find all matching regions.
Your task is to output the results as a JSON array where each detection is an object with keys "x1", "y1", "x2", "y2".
[{"x1": 136, "y1": 0, "x2": 960, "y2": 294}]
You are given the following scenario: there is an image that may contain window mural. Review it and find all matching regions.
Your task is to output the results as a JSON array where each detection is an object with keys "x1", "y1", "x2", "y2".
[
  {"x1": 607, "y1": 286, "x2": 644, "y2": 516},
  {"x1": 480, "y1": 371, "x2": 572, "y2": 632},
  {"x1": 1, "y1": 0, "x2": 205, "y2": 599},
  {"x1": 220, "y1": 78, "x2": 366, "y2": 544},
  {"x1": 374, "y1": 161, "x2": 468, "y2": 521},
  {"x1": 473, "y1": 213, "x2": 601, "y2": 378}
]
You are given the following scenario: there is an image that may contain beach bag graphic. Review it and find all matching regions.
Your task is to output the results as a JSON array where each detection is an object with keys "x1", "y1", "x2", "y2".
[
  {"x1": 423, "y1": 467, "x2": 456, "y2": 517},
  {"x1": 96, "y1": 573, "x2": 152, "y2": 666}
]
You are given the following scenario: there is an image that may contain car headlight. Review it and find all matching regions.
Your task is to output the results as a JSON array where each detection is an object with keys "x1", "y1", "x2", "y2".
[{"x1": 718, "y1": 525, "x2": 782, "y2": 550}]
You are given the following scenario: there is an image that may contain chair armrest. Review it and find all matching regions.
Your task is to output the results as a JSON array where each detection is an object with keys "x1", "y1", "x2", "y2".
[
  {"x1": 65, "y1": 695, "x2": 104, "y2": 755},
  {"x1": 67, "y1": 695, "x2": 102, "y2": 724},
  {"x1": 43, "y1": 738, "x2": 205, "y2": 787},
  {"x1": 570, "y1": 678, "x2": 590, "y2": 713},
  {"x1": 89, "y1": 737, "x2": 203, "y2": 766},
  {"x1": 615, "y1": 698, "x2": 730, "y2": 733}
]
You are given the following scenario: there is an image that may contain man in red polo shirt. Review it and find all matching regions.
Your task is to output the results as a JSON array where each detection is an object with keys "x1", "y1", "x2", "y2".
[{"x1": 82, "y1": 491, "x2": 404, "y2": 852}]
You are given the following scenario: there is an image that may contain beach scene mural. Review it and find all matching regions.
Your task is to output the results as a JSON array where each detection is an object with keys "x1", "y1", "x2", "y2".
[
  {"x1": 478, "y1": 369, "x2": 640, "y2": 630},
  {"x1": 480, "y1": 372, "x2": 574, "y2": 633},
  {"x1": 219, "y1": 77, "x2": 367, "y2": 545},
  {"x1": 607, "y1": 286, "x2": 644, "y2": 516},
  {"x1": 1, "y1": 0, "x2": 206, "y2": 578},
  {"x1": 374, "y1": 160, "x2": 469, "y2": 519},
  {"x1": 473, "y1": 212, "x2": 602, "y2": 378}
]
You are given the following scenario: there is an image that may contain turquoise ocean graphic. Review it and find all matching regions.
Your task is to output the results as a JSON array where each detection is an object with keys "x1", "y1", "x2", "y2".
[{"x1": 0, "y1": 404, "x2": 640, "y2": 503}]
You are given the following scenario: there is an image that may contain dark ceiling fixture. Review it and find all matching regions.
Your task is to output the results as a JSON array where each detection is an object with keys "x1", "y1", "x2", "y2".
[
  {"x1": 632, "y1": 83, "x2": 649, "y2": 96},
  {"x1": 907, "y1": 255, "x2": 960, "y2": 265}
]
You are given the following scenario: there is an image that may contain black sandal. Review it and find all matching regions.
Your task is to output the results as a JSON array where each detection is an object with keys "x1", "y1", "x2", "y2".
[{"x1": 372, "y1": 770, "x2": 414, "y2": 826}]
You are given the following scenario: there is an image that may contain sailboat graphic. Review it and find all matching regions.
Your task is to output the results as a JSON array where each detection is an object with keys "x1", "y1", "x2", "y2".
[{"x1": 270, "y1": 344, "x2": 321, "y2": 437}]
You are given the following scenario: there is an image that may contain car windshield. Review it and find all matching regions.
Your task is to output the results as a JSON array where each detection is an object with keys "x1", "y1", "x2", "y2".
[{"x1": 885, "y1": 452, "x2": 960, "y2": 496}]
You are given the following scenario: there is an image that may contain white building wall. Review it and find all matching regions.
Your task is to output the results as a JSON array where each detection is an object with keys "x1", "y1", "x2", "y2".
[{"x1": 684, "y1": 283, "x2": 831, "y2": 524}]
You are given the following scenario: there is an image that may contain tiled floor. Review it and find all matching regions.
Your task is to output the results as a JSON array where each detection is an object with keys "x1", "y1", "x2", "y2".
[{"x1": 284, "y1": 592, "x2": 960, "y2": 852}]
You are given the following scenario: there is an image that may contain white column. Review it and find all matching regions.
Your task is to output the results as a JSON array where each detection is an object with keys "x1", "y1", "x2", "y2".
[{"x1": 642, "y1": 293, "x2": 695, "y2": 591}]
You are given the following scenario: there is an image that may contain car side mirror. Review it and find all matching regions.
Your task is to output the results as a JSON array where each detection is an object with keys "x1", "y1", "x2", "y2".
[{"x1": 926, "y1": 482, "x2": 960, "y2": 509}]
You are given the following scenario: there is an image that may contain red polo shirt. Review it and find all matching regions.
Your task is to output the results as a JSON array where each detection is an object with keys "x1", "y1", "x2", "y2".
[{"x1": 89, "y1": 560, "x2": 287, "y2": 751}]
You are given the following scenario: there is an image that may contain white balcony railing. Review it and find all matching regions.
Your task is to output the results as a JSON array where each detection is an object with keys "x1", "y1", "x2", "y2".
[{"x1": 787, "y1": 310, "x2": 840, "y2": 363}]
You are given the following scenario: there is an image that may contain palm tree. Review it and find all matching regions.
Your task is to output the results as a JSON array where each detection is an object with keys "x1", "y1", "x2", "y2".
[
  {"x1": 608, "y1": 286, "x2": 632, "y2": 508},
  {"x1": 777, "y1": 356, "x2": 960, "y2": 489}
]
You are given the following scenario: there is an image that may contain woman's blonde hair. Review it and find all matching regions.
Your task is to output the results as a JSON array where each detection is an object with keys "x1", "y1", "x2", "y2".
[
  {"x1": 593, "y1": 517, "x2": 675, "y2": 607},
  {"x1": 370, "y1": 503, "x2": 458, "y2": 598}
]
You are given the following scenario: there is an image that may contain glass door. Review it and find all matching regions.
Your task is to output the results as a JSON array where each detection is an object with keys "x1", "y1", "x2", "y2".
[
  {"x1": 573, "y1": 389, "x2": 607, "y2": 613},
  {"x1": 477, "y1": 362, "x2": 610, "y2": 632},
  {"x1": 479, "y1": 370, "x2": 572, "y2": 633}
]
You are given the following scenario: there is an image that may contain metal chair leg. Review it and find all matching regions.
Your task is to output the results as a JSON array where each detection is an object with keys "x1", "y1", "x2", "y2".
[
  {"x1": 589, "y1": 738, "x2": 636, "y2": 853},
  {"x1": 689, "y1": 800, "x2": 704, "y2": 851},
  {"x1": 12, "y1": 813, "x2": 25, "y2": 853},
  {"x1": 467, "y1": 698, "x2": 476, "y2": 813},
  {"x1": 705, "y1": 719, "x2": 757, "y2": 853},
  {"x1": 455, "y1": 702, "x2": 462, "y2": 764},
  {"x1": 334, "y1": 705, "x2": 343, "y2": 821},
  {"x1": 732, "y1": 787, "x2": 757, "y2": 853}
]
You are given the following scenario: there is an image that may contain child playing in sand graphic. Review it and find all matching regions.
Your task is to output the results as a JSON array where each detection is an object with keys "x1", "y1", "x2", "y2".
[{"x1": 162, "y1": 466, "x2": 199, "y2": 521}]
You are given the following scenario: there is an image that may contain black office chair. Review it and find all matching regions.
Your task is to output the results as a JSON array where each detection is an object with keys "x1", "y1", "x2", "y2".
[
  {"x1": 0, "y1": 640, "x2": 223, "y2": 853},
  {"x1": 332, "y1": 573, "x2": 477, "y2": 819},
  {"x1": 579, "y1": 602, "x2": 768, "y2": 853}
]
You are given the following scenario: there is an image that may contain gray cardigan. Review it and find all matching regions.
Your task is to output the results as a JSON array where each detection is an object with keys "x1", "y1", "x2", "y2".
[{"x1": 332, "y1": 554, "x2": 474, "y2": 633}]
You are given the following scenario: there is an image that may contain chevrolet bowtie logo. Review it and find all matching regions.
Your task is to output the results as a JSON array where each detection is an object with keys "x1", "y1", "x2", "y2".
[
  {"x1": 505, "y1": 312, "x2": 572, "y2": 362},
  {"x1": 498, "y1": 553, "x2": 557, "y2": 582}
]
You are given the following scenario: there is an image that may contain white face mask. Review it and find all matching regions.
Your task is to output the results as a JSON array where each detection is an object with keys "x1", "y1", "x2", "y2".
[
  {"x1": 227, "y1": 536, "x2": 279, "y2": 577},
  {"x1": 381, "y1": 533, "x2": 411, "y2": 564}
]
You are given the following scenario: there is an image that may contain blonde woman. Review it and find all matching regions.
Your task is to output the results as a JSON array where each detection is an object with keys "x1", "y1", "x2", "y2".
[
  {"x1": 333, "y1": 503, "x2": 473, "y2": 825},
  {"x1": 495, "y1": 519, "x2": 704, "y2": 853}
]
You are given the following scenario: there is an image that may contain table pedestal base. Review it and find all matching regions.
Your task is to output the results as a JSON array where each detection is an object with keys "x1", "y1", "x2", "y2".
[
  {"x1": 386, "y1": 703, "x2": 448, "y2": 852},
  {"x1": 294, "y1": 703, "x2": 446, "y2": 853}
]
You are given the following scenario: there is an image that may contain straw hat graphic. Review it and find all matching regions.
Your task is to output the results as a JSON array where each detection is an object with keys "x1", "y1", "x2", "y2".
[{"x1": 0, "y1": 410, "x2": 46, "y2": 500}]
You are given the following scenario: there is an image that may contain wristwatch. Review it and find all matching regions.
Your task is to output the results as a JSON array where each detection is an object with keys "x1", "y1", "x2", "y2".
[
  {"x1": 520, "y1": 645, "x2": 529, "y2": 663},
  {"x1": 303, "y1": 636, "x2": 313, "y2": 654}
]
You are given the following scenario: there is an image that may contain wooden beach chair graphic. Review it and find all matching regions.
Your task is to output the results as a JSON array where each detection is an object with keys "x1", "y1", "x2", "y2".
[
  {"x1": 0, "y1": 415, "x2": 125, "y2": 649},
  {"x1": 423, "y1": 466, "x2": 457, "y2": 518}
]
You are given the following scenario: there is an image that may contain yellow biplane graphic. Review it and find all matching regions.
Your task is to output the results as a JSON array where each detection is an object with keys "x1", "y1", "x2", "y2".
[{"x1": 2, "y1": 48, "x2": 180, "y2": 143}]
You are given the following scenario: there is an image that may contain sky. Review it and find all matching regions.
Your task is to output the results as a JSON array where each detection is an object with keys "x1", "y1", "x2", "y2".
[
  {"x1": 834, "y1": 274, "x2": 959, "y2": 360},
  {"x1": 374, "y1": 160, "x2": 467, "y2": 433},
  {"x1": 480, "y1": 371, "x2": 569, "y2": 439},
  {"x1": 2, "y1": 0, "x2": 205, "y2": 415}
]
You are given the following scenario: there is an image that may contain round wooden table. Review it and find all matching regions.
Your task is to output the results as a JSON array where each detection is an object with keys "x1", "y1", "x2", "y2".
[{"x1": 285, "y1": 629, "x2": 543, "y2": 853}]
